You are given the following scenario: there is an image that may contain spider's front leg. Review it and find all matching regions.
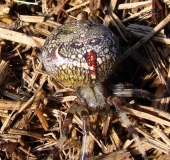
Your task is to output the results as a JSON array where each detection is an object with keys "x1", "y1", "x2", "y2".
[
  {"x1": 62, "y1": 99, "x2": 91, "y2": 159},
  {"x1": 111, "y1": 83, "x2": 169, "y2": 100},
  {"x1": 111, "y1": 83, "x2": 155, "y2": 100},
  {"x1": 107, "y1": 96, "x2": 148, "y2": 160},
  {"x1": 62, "y1": 83, "x2": 105, "y2": 135},
  {"x1": 106, "y1": 83, "x2": 166, "y2": 160},
  {"x1": 62, "y1": 103, "x2": 90, "y2": 136},
  {"x1": 62, "y1": 83, "x2": 106, "y2": 159}
]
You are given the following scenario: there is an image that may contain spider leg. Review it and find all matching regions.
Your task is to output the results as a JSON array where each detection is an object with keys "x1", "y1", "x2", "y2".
[
  {"x1": 112, "y1": 83, "x2": 155, "y2": 100},
  {"x1": 76, "y1": 105, "x2": 91, "y2": 160},
  {"x1": 62, "y1": 102, "x2": 90, "y2": 160},
  {"x1": 62, "y1": 103, "x2": 90, "y2": 135},
  {"x1": 107, "y1": 96, "x2": 148, "y2": 160},
  {"x1": 113, "y1": 88, "x2": 155, "y2": 100},
  {"x1": 62, "y1": 103, "x2": 77, "y2": 135},
  {"x1": 76, "y1": 105, "x2": 90, "y2": 135}
]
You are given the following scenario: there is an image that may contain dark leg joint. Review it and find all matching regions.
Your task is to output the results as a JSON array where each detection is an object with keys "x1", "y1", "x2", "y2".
[{"x1": 62, "y1": 113, "x2": 74, "y2": 135}]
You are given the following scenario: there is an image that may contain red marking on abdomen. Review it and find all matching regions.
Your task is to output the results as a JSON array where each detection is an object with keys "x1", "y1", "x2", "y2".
[{"x1": 84, "y1": 50, "x2": 97, "y2": 80}]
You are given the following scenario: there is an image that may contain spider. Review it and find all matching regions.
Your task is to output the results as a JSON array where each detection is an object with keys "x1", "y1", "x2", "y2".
[{"x1": 39, "y1": 20, "x2": 166, "y2": 160}]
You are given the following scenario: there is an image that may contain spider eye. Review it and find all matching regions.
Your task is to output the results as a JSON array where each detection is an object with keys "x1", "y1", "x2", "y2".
[
  {"x1": 71, "y1": 42, "x2": 84, "y2": 49},
  {"x1": 89, "y1": 38, "x2": 101, "y2": 45}
]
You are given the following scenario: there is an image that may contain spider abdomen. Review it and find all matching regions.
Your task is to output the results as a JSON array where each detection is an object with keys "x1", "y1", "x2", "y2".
[{"x1": 41, "y1": 20, "x2": 120, "y2": 86}]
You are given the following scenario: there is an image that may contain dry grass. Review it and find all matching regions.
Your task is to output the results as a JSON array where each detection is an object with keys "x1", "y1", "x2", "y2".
[{"x1": 0, "y1": 0, "x2": 170, "y2": 159}]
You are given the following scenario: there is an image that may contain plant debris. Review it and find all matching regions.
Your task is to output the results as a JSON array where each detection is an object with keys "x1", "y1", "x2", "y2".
[{"x1": 0, "y1": 0, "x2": 170, "y2": 160}]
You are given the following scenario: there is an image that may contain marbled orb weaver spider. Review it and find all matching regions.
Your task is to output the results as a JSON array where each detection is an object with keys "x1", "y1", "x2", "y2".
[{"x1": 39, "y1": 20, "x2": 164, "y2": 160}]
